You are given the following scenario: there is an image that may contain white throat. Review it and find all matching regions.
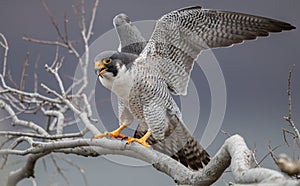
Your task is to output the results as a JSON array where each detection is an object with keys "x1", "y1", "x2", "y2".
[{"x1": 99, "y1": 65, "x2": 133, "y2": 100}]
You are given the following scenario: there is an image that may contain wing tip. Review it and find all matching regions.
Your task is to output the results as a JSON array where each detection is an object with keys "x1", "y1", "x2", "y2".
[
  {"x1": 271, "y1": 22, "x2": 296, "y2": 32},
  {"x1": 281, "y1": 24, "x2": 296, "y2": 31}
]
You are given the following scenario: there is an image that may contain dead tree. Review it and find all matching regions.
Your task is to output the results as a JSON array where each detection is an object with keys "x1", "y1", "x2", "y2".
[{"x1": 0, "y1": 1, "x2": 299, "y2": 185}]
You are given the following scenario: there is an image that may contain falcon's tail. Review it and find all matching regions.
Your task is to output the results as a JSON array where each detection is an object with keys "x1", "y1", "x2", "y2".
[
  {"x1": 134, "y1": 116, "x2": 210, "y2": 170},
  {"x1": 172, "y1": 134, "x2": 210, "y2": 170}
]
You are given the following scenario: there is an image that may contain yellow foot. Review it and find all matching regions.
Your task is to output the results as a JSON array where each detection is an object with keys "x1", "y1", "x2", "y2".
[
  {"x1": 126, "y1": 130, "x2": 151, "y2": 148},
  {"x1": 94, "y1": 124, "x2": 127, "y2": 139}
]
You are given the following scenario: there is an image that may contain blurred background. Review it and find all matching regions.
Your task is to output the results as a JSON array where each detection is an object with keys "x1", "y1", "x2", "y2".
[{"x1": 0, "y1": 0, "x2": 299, "y2": 185}]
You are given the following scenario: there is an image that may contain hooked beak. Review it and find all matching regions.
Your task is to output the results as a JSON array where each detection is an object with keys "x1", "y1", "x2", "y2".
[{"x1": 95, "y1": 61, "x2": 108, "y2": 78}]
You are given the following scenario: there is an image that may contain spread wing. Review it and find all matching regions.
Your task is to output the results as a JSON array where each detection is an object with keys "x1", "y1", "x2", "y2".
[
  {"x1": 113, "y1": 13, "x2": 147, "y2": 55},
  {"x1": 139, "y1": 6, "x2": 295, "y2": 95}
]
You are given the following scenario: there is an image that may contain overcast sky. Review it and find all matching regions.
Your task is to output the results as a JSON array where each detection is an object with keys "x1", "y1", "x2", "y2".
[{"x1": 0, "y1": 0, "x2": 299, "y2": 185}]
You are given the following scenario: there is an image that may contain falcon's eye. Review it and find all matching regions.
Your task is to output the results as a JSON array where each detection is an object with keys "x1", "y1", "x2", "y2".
[{"x1": 102, "y1": 58, "x2": 112, "y2": 65}]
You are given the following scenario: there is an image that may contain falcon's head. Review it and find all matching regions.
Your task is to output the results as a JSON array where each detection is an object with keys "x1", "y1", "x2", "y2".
[
  {"x1": 94, "y1": 51, "x2": 121, "y2": 79},
  {"x1": 94, "y1": 51, "x2": 137, "y2": 79}
]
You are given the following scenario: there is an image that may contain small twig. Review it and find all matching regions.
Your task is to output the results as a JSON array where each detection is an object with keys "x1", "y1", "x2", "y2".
[
  {"x1": 0, "y1": 109, "x2": 23, "y2": 123},
  {"x1": 254, "y1": 144, "x2": 281, "y2": 167},
  {"x1": 0, "y1": 136, "x2": 15, "y2": 150},
  {"x1": 56, "y1": 56, "x2": 64, "y2": 71},
  {"x1": 42, "y1": 158, "x2": 48, "y2": 172},
  {"x1": 3, "y1": 94, "x2": 25, "y2": 111},
  {"x1": 220, "y1": 129, "x2": 231, "y2": 138},
  {"x1": 82, "y1": 93, "x2": 92, "y2": 118},
  {"x1": 1, "y1": 157, "x2": 23, "y2": 170},
  {"x1": 41, "y1": 0, "x2": 66, "y2": 43},
  {"x1": 283, "y1": 64, "x2": 300, "y2": 139},
  {"x1": 19, "y1": 52, "x2": 30, "y2": 102},
  {"x1": 80, "y1": 0, "x2": 86, "y2": 34},
  {"x1": 282, "y1": 128, "x2": 295, "y2": 147},
  {"x1": 45, "y1": 62, "x2": 66, "y2": 97},
  {"x1": 53, "y1": 154, "x2": 88, "y2": 186},
  {"x1": 23, "y1": 35, "x2": 68, "y2": 48},
  {"x1": 86, "y1": 0, "x2": 99, "y2": 40},
  {"x1": 267, "y1": 144, "x2": 279, "y2": 163},
  {"x1": 34, "y1": 55, "x2": 40, "y2": 93},
  {"x1": 50, "y1": 46, "x2": 60, "y2": 69},
  {"x1": 50, "y1": 155, "x2": 71, "y2": 186},
  {"x1": 0, "y1": 33, "x2": 9, "y2": 78},
  {"x1": 65, "y1": 76, "x2": 83, "y2": 95},
  {"x1": 41, "y1": 83, "x2": 63, "y2": 99},
  {"x1": 252, "y1": 144, "x2": 260, "y2": 167},
  {"x1": 59, "y1": 118, "x2": 81, "y2": 128},
  {"x1": 64, "y1": 13, "x2": 69, "y2": 44},
  {"x1": 287, "y1": 65, "x2": 295, "y2": 120},
  {"x1": 0, "y1": 136, "x2": 16, "y2": 169},
  {"x1": 7, "y1": 70, "x2": 18, "y2": 89}
]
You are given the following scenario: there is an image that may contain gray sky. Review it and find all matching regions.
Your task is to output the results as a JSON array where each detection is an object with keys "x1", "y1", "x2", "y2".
[{"x1": 0, "y1": 0, "x2": 300, "y2": 185}]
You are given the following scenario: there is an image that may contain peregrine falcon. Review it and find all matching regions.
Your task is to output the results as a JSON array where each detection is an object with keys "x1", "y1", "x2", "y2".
[{"x1": 94, "y1": 6, "x2": 295, "y2": 170}]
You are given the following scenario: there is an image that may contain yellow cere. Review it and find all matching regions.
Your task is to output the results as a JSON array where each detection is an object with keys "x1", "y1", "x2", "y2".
[{"x1": 95, "y1": 61, "x2": 105, "y2": 69}]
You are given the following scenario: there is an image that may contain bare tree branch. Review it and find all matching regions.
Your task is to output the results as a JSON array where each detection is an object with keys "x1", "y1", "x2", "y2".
[
  {"x1": 0, "y1": 130, "x2": 85, "y2": 139},
  {"x1": 45, "y1": 63, "x2": 66, "y2": 97},
  {"x1": 86, "y1": 0, "x2": 99, "y2": 40},
  {"x1": 2, "y1": 135, "x2": 299, "y2": 186},
  {"x1": 0, "y1": 32, "x2": 8, "y2": 79},
  {"x1": 22, "y1": 36, "x2": 69, "y2": 48},
  {"x1": 6, "y1": 153, "x2": 49, "y2": 186},
  {"x1": 53, "y1": 154, "x2": 88, "y2": 186},
  {"x1": 50, "y1": 155, "x2": 71, "y2": 186},
  {"x1": 19, "y1": 52, "x2": 29, "y2": 93},
  {"x1": 0, "y1": 74, "x2": 61, "y2": 104},
  {"x1": 283, "y1": 64, "x2": 300, "y2": 139},
  {"x1": 41, "y1": 0, "x2": 67, "y2": 43},
  {"x1": 0, "y1": 100, "x2": 48, "y2": 135}
]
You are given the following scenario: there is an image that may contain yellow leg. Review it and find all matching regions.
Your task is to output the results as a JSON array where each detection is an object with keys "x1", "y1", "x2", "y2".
[
  {"x1": 126, "y1": 130, "x2": 151, "y2": 148},
  {"x1": 94, "y1": 124, "x2": 127, "y2": 139}
]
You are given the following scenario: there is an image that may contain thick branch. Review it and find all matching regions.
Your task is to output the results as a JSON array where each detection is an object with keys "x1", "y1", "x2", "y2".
[
  {"x1": 6, "y1": 153, "x2": 49, "y2": 186},
  {"x1": 2, "y1": 135, "x2": 299, "y2": 186}
]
